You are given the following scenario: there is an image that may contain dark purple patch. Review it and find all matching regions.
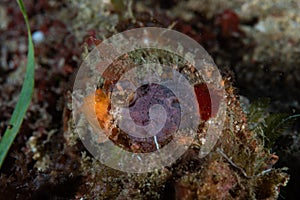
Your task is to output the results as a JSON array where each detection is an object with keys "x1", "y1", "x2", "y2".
[{"x1": 122, "y1": 83, "x2": 181, "y2": 152}]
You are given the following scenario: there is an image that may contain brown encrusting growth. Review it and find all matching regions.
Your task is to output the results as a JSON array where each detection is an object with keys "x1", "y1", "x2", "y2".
[{"x1": 64, "y1": 76, "x2": 289, "y2": 199}]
